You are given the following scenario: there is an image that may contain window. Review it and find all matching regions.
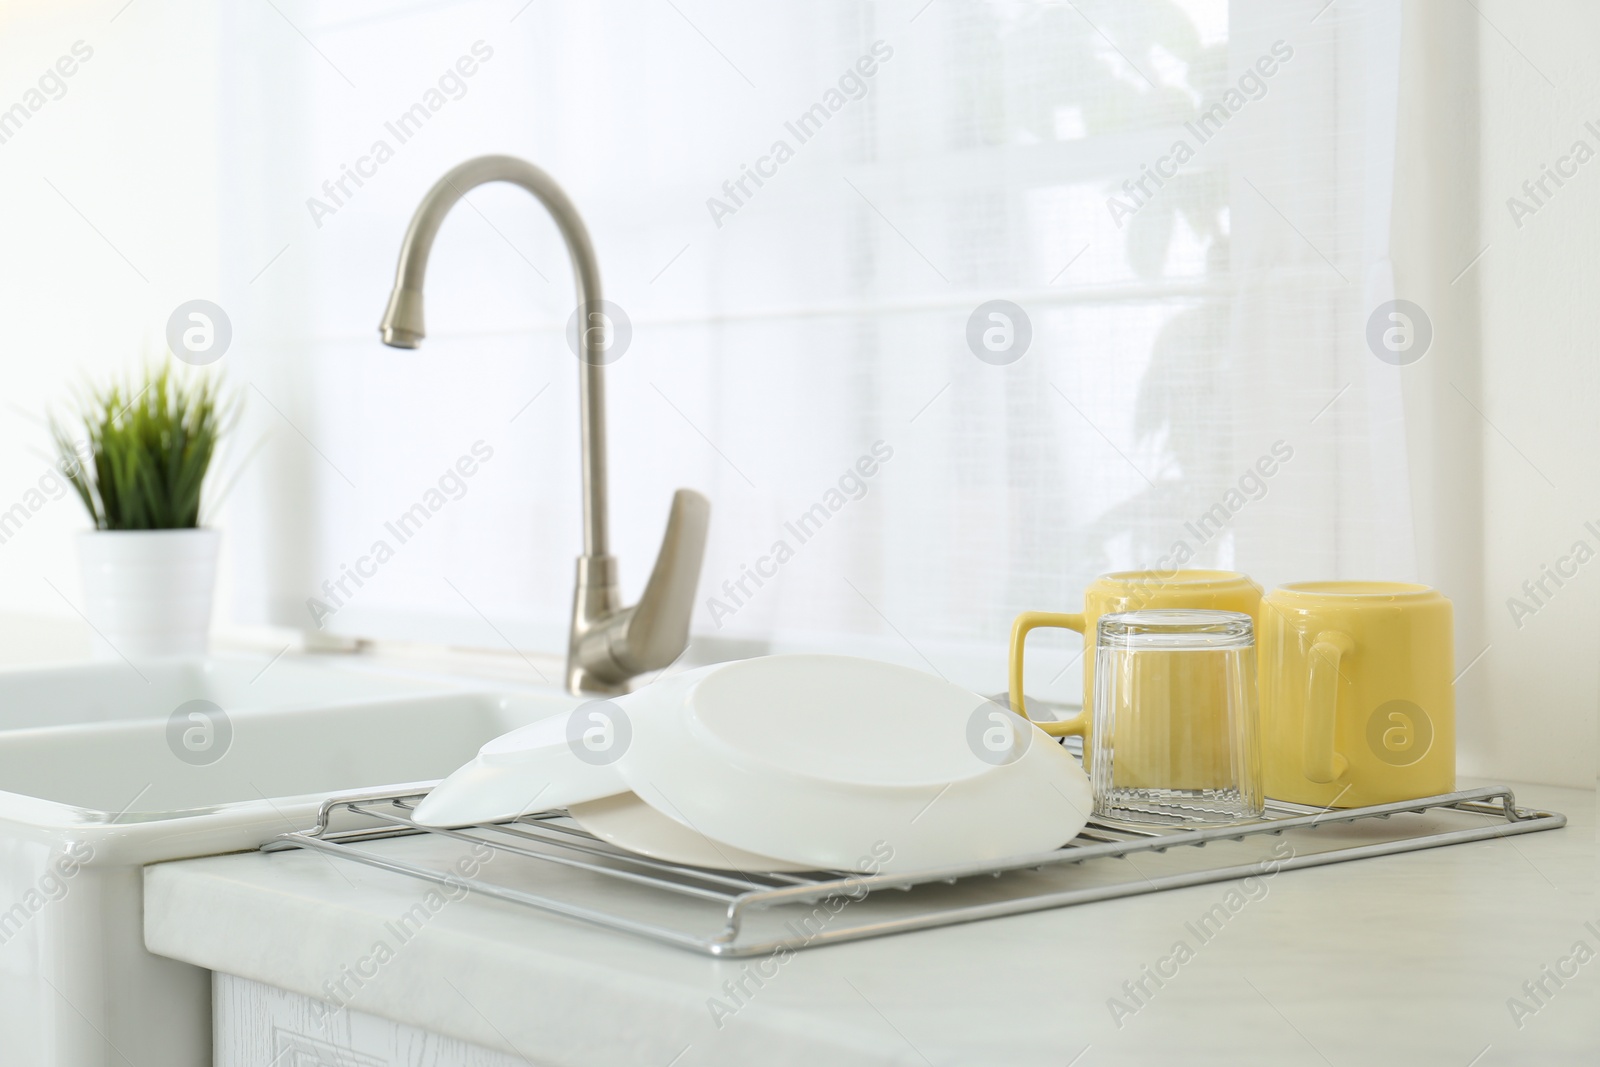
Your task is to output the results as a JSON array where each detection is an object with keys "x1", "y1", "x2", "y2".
[{"x1": 223, "y1": 0, "x2": 1412, "y2": 700}]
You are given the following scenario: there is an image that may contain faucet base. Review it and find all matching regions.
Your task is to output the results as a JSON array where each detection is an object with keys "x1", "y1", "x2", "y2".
[
  {"x1": 563, "y1": 489, "x2": 710, "y2": 695},
  {"x1": 567, "y1": 554, "x2": 625, "y2": 695},
  {"x1": 567, "y1": 671, "x2": 630, "y2": 697}
]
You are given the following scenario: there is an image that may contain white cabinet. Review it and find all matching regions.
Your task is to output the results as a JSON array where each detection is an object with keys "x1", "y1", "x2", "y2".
[{"x1": 213, "y1": 973, "x2": 531, "y2": 1067}]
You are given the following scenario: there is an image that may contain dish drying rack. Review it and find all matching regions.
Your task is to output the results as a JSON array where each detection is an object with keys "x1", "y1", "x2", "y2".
[{"x1": 261, "y1": 774, "x2": 1565, "y2": 958}]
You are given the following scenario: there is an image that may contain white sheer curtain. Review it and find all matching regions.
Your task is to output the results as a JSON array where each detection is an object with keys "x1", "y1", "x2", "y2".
[{"x1": 221, "y1": 0, "x2": 1412, "y2": 700}]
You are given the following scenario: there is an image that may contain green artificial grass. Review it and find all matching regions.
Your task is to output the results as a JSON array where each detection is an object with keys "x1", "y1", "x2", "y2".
[{"x1": 53, "y1": 366, "x2": 233, "y2": 531}]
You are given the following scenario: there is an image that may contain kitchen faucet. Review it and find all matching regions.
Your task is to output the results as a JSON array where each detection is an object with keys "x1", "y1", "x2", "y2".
[{"x1": 379, "y1": 155, "x2": 710, "y2": 695}]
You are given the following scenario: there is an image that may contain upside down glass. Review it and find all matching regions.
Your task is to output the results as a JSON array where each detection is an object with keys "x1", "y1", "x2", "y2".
[{"x1": 1090, "y1": 610, "x2": 1263, "y2": 825}]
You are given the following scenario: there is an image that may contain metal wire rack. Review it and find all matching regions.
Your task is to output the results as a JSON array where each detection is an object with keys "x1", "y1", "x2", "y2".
[{"x1": 260, "y1": 781, "x2": 1564, "y2": 958}]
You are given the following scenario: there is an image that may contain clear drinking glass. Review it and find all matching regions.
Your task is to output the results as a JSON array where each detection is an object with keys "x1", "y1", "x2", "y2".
[{"x1": 1091, "y1": 609, "x2": 1263, "y2": 825}]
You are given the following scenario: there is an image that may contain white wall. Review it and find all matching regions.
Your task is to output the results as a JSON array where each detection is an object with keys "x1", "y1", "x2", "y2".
[
  {"x1": 1393, "y1": 1, "x2": 1596, "y2": 789},
  {"x1": 1469, "y1": 0, "x2": 1599, "y2": 786},
  {"x1": 0, "y1": 1, "x2": 224, "y2": 626},
  {"x1": 1397, "y1": 0, "x2": 1599, "y2": 788}
]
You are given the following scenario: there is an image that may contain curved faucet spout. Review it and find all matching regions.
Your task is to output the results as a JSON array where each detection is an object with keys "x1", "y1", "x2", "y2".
[
  {"x1": 379, "y1": 154, "x2": 609, "y2": 557},
  {"x1": 380, "y1": 155, "x2": 709, "y2": 694}
]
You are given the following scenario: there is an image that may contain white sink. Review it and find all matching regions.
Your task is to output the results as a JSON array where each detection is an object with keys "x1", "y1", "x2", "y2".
[
  {"x1": 0, "y1": 654, "x2": 581, "y2": 1067},
  {"x1": 0, "y1": 655, "x2": 443, "y2": 728}
]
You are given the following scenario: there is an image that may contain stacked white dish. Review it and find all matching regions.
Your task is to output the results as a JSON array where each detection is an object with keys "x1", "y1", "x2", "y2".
[{"x1": 412, "y1": 654, "x2": 1092, "y2": 875}]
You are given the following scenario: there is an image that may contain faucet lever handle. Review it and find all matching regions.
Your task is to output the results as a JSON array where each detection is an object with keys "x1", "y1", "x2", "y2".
[{"x1": 617, "y1": 488, "x2": 710, "y2": 673}]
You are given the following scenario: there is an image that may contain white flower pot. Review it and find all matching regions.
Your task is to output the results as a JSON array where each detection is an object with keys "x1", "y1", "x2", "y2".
[{"x1": 77, "y1": 529, "x2": 221, "y2": 659}]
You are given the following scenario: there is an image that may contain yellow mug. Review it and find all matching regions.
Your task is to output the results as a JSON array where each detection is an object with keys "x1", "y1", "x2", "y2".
[
  {"x1": 1259, "y1": 582, "x2": 1455, "y2": 808},
  {"x1": 1008, "y1": 570, "x2": 1263, "y2": 766}
]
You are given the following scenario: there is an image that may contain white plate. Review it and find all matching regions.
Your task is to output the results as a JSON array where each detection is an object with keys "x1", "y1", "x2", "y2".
[
  {"x1": 568, "y1": 792, "x2": 812, "y2": 872},
  {"x1": 412, "y1": 708, "x2": 627, "y2": 826},
  {"x1": 617, "y1": 655, "x2": 1092, "y2": 873}
]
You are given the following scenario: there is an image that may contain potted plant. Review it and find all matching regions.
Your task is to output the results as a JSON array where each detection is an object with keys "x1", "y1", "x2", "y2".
[{"x1": 53, "y1": 365, "x2": 234, "y2": 659}]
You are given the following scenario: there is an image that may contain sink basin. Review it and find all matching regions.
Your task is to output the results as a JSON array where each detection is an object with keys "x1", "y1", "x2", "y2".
[
  {"x1": 0, "y1": 693, "x2": 565, "y2": 841},
  {"x1": 0, "y1": 654, "x2": 580, "y2": 1067},
  {"x1": 0, "y1": 655, "x2": 444, "y2": 729}
]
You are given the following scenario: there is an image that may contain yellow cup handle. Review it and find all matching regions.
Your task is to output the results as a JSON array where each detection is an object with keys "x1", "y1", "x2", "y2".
[
  {"x1": 1303, "y1": 630, "x2": 1354, "y2": 784},
  {"x1": 1008, "y1": 611, "x2": 1090, "y2": 739}
]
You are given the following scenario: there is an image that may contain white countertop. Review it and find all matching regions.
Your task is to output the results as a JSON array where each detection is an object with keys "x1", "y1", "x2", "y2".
[{"x1": 145, "y1": 779, "x2": 1597, "y2": 1066}]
